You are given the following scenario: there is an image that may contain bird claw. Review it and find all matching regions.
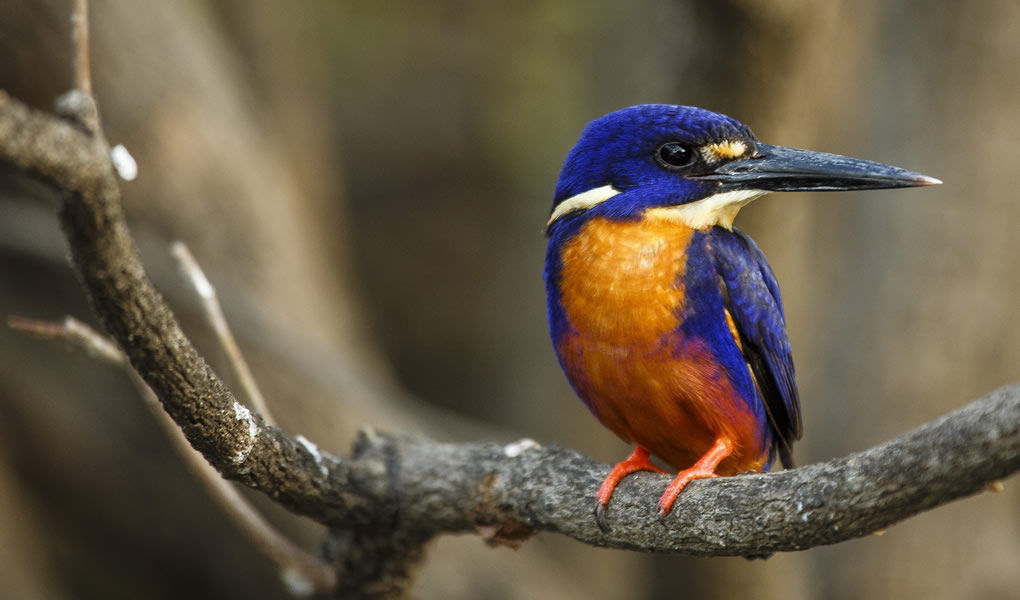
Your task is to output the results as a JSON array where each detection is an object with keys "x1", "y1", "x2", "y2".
[{"x1": 594, "y1": 500, "x2": 611, "y2": 532}]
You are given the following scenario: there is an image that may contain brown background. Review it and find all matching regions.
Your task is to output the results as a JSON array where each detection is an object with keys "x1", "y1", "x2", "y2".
[{"x1": 1, "y1": 1, "x2": 1017, "y2": 598}]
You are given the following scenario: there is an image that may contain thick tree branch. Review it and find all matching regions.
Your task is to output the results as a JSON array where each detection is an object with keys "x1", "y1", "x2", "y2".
[
  {"x1": 0, "y1": 84, "x2": 1017, "y2": 573},
  {"x1": 364, "y1": 385, "x2": 1018, "y2": 554}
]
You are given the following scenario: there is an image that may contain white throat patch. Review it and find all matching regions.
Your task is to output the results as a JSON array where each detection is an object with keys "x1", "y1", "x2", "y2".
[
  {"x1": 547, "y1": 185, "x2": 621, "y2": 227},
  {"x1": 644, "y1": 189, "x2": 769, "y2": 230}
]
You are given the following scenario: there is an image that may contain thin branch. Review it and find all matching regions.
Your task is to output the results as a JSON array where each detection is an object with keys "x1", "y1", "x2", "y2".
[
  {"x1": 60, "y1": 0, "x2": 100, "y2": 135},
  {"x1": 171, "y1": 241, "x2": 277, "y2": 426},
  {"x1": 10, "y1": 315, "x2": 123, "y2": 363},
  {"x1": 72, "y1": 0, "x2": 91, "y2": 96},
  {"x1": 8, "y1": 316, "x2": 337, "y2": 595}
]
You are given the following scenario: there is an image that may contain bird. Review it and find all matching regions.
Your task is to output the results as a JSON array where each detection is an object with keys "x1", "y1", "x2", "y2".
[{"x1": 543, "y1": 104, "x2": 939, "y2": 530}]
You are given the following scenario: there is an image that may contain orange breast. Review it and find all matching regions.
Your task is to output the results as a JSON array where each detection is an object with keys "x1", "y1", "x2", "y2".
[{"x1": 555, "y1": 217, "x2": 768, "y2": 473}]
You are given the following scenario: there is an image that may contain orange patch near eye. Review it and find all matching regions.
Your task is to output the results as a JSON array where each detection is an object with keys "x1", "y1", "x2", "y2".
[{"x1": 705, "y1": 140, "x2": 748, "y2": 160}]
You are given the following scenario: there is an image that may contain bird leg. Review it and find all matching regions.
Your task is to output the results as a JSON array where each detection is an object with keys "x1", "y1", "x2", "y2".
[
  {"x1": 656, "y1": 436, "x2": 735, "y2": 521},
  {"x1": 594, "y1": 447, "x2": 667, "y2": 531}
]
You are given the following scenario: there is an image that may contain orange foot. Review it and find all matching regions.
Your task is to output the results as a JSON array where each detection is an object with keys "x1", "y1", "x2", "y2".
[
  {"x1": 594, "y1": 447, "x2": 667, "y2": 531},
  {"x1": 656, "y1": 437, "x2": 735, "y2": 521}
]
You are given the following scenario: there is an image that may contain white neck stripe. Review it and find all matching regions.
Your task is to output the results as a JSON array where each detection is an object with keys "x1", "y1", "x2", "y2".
[{"x1": 546, "y1": 185, "x2": 621, "y2": 227}]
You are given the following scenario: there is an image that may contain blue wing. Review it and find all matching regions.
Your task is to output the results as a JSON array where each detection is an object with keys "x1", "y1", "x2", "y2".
[{"x1": 713, "y1": 228, "x2": 802, "y2": 467}]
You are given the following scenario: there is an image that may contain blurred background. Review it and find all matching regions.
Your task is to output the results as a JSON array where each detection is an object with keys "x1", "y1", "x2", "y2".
[{"x1": 1, "y1": 1, "x2": 1018, "y2": 598}]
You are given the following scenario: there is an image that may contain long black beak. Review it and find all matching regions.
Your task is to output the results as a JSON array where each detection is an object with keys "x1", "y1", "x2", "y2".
[{"x1": 695, "y1": 143, "x2": 941, "y2": 191}]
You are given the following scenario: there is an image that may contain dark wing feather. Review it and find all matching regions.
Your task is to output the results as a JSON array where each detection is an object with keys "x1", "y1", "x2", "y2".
[{"x1": 715, "y1": 229, "x2": 802, "y2": 468}]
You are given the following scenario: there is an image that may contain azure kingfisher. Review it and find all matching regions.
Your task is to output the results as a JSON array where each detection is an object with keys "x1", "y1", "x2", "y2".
[{"x1": 544, "y1": 104, "x2": 939, "y2": 529}]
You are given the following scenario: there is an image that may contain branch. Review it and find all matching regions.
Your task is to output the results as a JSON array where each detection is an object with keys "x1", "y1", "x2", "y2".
[
  {"x1": 72, "y1": 0, "x2": 92, "y2": 96},
  {"x1": 360, "y1": 385, "x2": 1018, "y2": 554},
  {"x1": 0, "y1": 78, "x2": 1017, "y2": 585}
]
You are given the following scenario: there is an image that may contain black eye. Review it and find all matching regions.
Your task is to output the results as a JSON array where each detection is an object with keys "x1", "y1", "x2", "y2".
[{"x1": 656, "y1": 142, "x2": 694, "y2": 169}]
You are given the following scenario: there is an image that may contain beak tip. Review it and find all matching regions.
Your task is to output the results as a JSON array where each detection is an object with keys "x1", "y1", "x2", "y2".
[{"x1": 915, "y1": 174, "x2": 942, "y2": 186}]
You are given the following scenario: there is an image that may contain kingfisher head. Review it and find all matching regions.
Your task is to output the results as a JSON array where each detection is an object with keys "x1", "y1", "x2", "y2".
[{"x1": 546, "y1": 104, "x2": 939, "y2": 234}]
